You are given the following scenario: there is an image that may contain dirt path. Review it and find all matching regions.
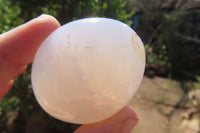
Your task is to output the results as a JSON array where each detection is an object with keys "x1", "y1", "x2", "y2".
[{"x1": 129, "y1": 76, "x2": 193, "y2": 133}]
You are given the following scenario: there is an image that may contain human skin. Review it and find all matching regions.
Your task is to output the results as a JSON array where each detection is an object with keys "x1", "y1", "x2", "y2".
[{"x1": 0, "y1": 14, "x2": 138, "y2": 133}]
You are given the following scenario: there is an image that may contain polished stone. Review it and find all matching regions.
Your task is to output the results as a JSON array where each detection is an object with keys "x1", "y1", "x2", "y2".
[{"x1": 31, "y1": 17, "x2": 145, "y2": 124}]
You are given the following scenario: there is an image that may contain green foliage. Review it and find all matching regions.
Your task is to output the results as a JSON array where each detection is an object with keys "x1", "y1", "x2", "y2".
[
  {"x1": 132, "y1": 0, "x2": 200, "y2": 79},
  {"x1": 0, "y1": 0, "x2": 23, "y2": 33},
  {"x1": 145, "y1": 43, "x2": 169, "y2": 66},
  {"x1": 0, "y1": 97, "x2": 20, "y2": 115},
  {"x1": 10, "y1": 0, "x2": 133, "y2": 25}
]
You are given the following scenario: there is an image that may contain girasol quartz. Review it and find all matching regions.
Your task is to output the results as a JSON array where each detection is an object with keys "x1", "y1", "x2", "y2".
[{"x1": 31, "y1": 17, "x2": 145, "y2": 124}]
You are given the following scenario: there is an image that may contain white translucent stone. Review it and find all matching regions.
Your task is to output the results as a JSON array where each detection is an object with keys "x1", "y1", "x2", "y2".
[{"x1": 31, "y1": 17, "x2": 145, "y2": 124}]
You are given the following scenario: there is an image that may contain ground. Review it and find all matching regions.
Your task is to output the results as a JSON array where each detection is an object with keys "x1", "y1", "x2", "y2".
[{"x1": 129, "y1": 76, "x2": 199, "y2": 133}]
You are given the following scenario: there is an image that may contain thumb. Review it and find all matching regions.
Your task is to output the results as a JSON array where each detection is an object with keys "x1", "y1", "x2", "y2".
[{"x1": 74, "y1": 106, "x2": 138, "y2": 133}]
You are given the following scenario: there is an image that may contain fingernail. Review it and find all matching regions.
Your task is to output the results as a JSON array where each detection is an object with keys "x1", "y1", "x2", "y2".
[
  {"x1": 120, "y1": 119, "x2": 138, "y2": 133},
  {"x1": 37, "y1": 14, "x2": 49, "y2": 20}
]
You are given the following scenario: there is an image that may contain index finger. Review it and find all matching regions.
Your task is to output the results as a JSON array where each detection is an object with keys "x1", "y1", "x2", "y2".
[{"x1": 0, "y1": 14, "x2": 60, "y2": 87}]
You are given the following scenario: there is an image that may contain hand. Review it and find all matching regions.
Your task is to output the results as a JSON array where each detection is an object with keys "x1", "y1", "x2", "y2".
[{"x1": 0, "y1": 15, "x2": 138, "y2": 133}]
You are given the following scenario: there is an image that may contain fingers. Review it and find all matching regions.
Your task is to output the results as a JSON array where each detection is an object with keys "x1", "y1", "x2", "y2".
[
  {"x1": 13, "y1": 65, "x2": 27, "y2": 79},
  {"x1": 0, "y1": 80, "x2": 14, "y2": 99},
  {"x1": 0, "y1": 14, "x2": 60, "y2": 87},
  {"x1": 74, "y1": 106, "x2": 138, "y2": 133}
]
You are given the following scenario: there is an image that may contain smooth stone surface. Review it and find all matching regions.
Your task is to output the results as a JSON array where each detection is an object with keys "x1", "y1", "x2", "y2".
[{"x1": 31, "y1": 17, "x2": 145, "y2": 124}]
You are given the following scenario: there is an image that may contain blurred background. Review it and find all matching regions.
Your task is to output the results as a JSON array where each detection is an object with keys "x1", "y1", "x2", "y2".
[{"x1": 0, "y1": 0, "x2": 200, "y2": 133}]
